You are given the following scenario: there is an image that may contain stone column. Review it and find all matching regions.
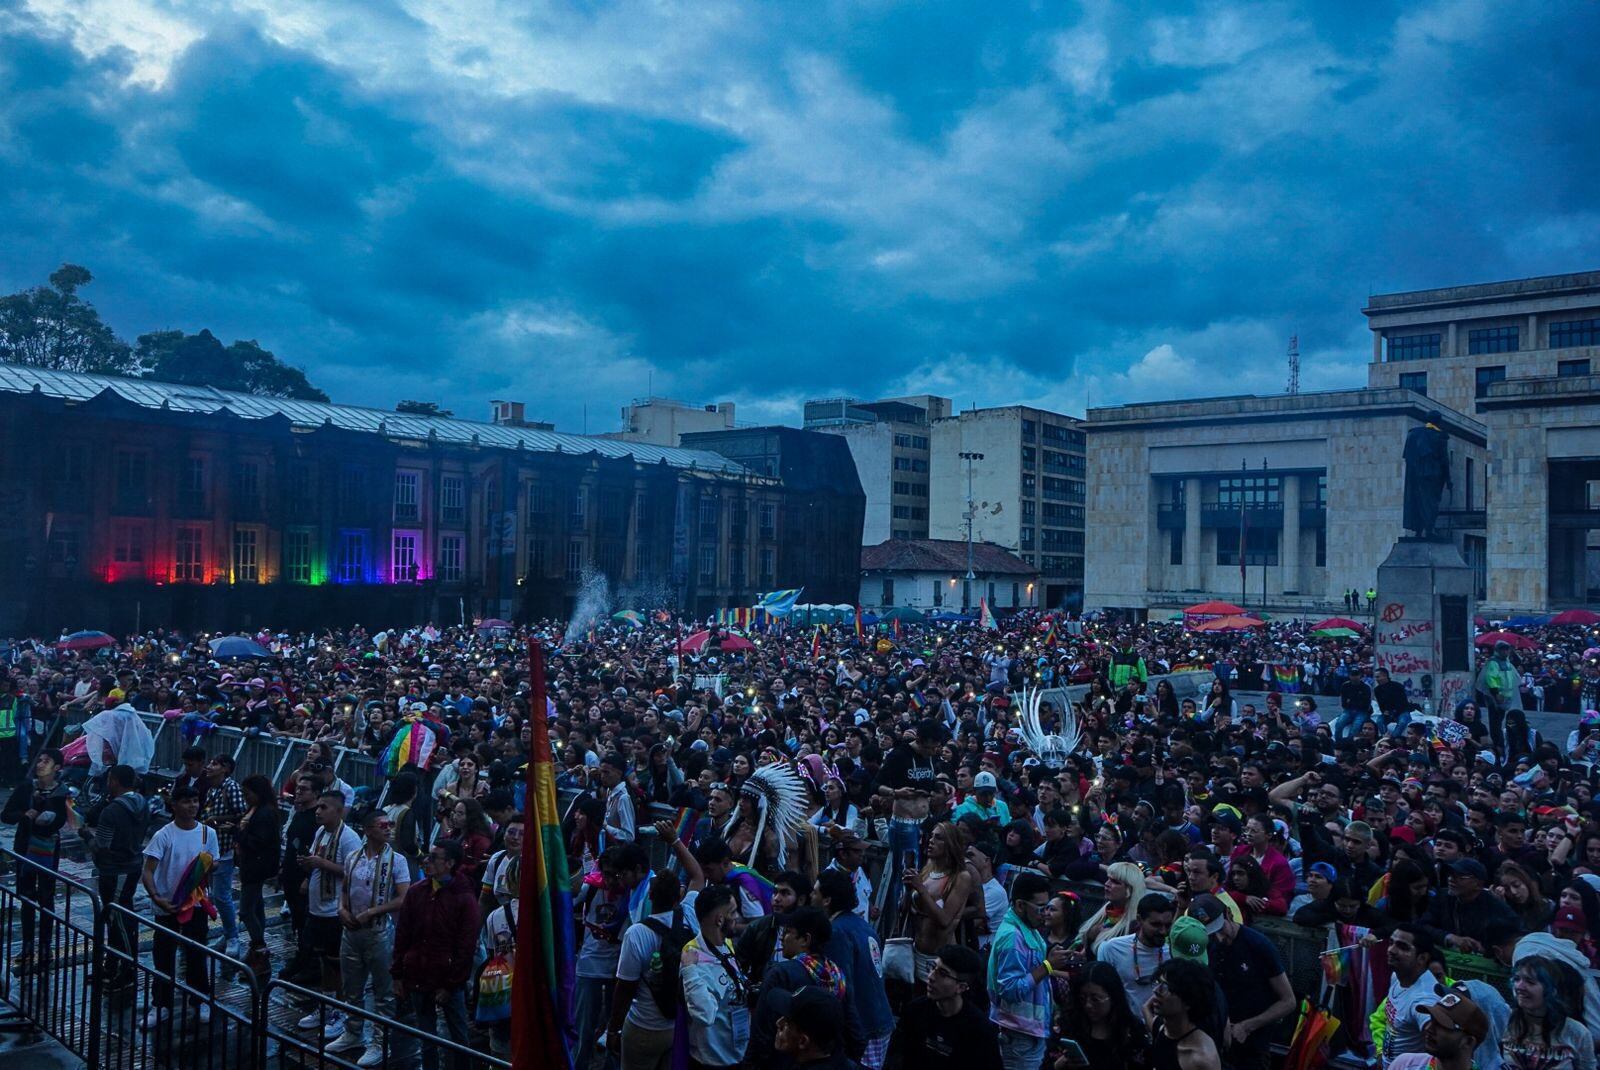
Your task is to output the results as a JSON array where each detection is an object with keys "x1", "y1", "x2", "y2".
[
  {"x1": 1527, "y1": 313, "x2": 1540, "y2": 349},
  {"x1": 1184, "y1": 476, "x2": 1202, "y2": 590},
  {"x1": 1446, "y1": 322, "x2": 1458, "y2": 358},
  {"x1": 1280, "y1": 474, "x2": 1300, "y2": 595}
]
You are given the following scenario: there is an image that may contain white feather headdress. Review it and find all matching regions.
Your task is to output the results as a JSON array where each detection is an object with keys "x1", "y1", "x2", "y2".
[
  {"x1": 733, "y1": 761, "x2": 811, "y2": 868},
  {"x1": 1016, "y1": 686, "x2": 1080, "y2": 770}
]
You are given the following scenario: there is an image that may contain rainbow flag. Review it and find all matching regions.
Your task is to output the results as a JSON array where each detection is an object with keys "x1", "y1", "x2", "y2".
[
  {"x1": 908, "y1": 691, "x2": 926, "y2": 713},
  {"x1": 512, "y1": 641, "x2": 577, "y2": 1070},
  {"x1": 725, "y1": 864, "x2": 776, "y2": 914},
  {"x1": 383, "y1": 720, "x2": 439, "y2": 776},
  {"x1": 614, "y1": 610, "x2": 644, "y2": 629},
  {"x1": 979, "y1": 598, "x2": 997, "y2": 631},
  {"x1": 172, "y1": 851, "x2": 217, "y2": 924},
  {"x1": 853, "y1": 607, "x2": 865, "y2": 639},
  {"x1": 1271, "y1": 663, "x2": 1302, "y2": 693},
  {"x1": 811, "y1": 626, "x2": 823, "y2": 660},
  {"x1": 1320, "y1": 945, "x2": 1350, "y2": 987},
  {"x1": 673, "y1": 807, "x2": 700, "y2": 845},
  {"x1": 891, "y1": 618, "x2": 904, "y2": 641},
  {"x1": 1042, "y1": 619, "x2": 1059, "y2": 648}
]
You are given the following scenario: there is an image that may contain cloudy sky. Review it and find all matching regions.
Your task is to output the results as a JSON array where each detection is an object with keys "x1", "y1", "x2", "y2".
[{"x1": 3, "y1": 1, "x2": 1597, "y2": 432}]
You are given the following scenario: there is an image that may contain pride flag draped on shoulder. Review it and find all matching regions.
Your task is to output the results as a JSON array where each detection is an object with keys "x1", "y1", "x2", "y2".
[{"x1": 512, "y1": 641, "x2": 577, "y2": 1070}]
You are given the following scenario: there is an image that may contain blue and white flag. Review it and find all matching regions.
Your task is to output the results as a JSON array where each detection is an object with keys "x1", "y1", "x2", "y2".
[{"x1": 756, "y1": 588, "x2": 804, "y2": 616}]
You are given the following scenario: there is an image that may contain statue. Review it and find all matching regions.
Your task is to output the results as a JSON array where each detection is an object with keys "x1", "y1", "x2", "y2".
[{"x1": 1402, "y1": 411, "x2": 1452, "y2": 538}]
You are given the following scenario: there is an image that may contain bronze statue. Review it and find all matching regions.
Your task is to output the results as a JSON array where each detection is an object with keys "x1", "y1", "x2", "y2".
[{"x1": 1402, "y1": 411, "x2": 1452, "y2": 538}]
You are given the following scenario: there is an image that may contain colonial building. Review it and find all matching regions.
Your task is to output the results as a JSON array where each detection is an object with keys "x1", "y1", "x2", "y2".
[
  {"x1": 858, "y1": 540, "x2": 1038, "y2": 613},
  {"x1": 928, "y1": 405, "x2": 1087, "y2": 611},
  {"x1": 0, "y1": 363, "x2": 862, "y2": 633}
]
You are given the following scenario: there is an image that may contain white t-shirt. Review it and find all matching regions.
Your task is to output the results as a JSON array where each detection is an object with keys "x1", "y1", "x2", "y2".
[
  {"x1": 143, "y1": 822, "x2": 220, "y2": 901},
  {"x1": 825, "y1": 861, "x2": 872, "y2": 922},
  {"x1": 1096, "y1": 932, "x2": 1169, "y2": 1017},
  {"x1": 1384, "y1": 972, "x2": 1443, "y2": 1061},
  {"x1": 307, "y1": 824, "x2": 362, "y2": 918},
  {"x1": 345, "y1": 846, "x2": 405, "y2": 926},
  {"x1": 616, "y1": 898, "x2": 702, "y2": 1032},
  {"x1": 482, "y1": 849, "x2": 516, "y2": 905},
  {"x1": 979, "y1": 877, "x2": 1008, "y2": 949}
]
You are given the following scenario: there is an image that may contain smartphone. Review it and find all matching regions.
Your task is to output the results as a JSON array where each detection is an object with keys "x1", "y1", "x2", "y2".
[{"x1": 1056, "y1": 1039, "x2": 1090, "y2": 1067}]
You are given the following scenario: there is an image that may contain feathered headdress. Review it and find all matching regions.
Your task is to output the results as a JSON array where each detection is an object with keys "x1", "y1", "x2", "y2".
[
  {"x1": 734, "y1": 761, "x2": 811, "y2": 869},
  {"x1": 1015, "y1": 686, "x2": 1080, "y2": 769}
]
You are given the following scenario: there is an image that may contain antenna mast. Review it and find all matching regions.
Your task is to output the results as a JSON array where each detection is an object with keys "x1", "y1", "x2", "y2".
[{"x1": 1285, "y1": 334, "x2": 1300, "y2": 395}]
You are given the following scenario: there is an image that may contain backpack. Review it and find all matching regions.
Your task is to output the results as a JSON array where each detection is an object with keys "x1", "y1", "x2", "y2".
[{"x1": 641, "y1": 908, "x2": 692, "y2": 1016}]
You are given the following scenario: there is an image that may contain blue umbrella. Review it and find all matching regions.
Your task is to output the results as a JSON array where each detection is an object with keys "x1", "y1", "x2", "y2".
[
  {"x1": 208, "y1": 636, "x2": 274, "y2": 660},
  {"x1": 930, "y1": 612, "x2": 976, "y2": 623},
  {"x1": 1505, "y1": 615, "x2": 1550, "y2": 629}
]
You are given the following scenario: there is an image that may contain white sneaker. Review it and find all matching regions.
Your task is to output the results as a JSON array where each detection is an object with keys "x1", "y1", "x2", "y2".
[
  {"x1": 297, "y1": 1010, "x2": 325, "y2": 1030},
  {"x1": 357, "y1": 1044, "x2": 386, "y2": 1068},
  {"x1": 323, "y1": 1014, "x2": 346, "y2": 1040},
  {"x1": 327, "y1": 1029, "x2": 366, "y2": 1054},
  {"x1": 197, "y1": 1003, "x2": 212, "y2": 1026},
  {"x1": 141, "y1": 1006, "x2": 170, "y2": 1030}
]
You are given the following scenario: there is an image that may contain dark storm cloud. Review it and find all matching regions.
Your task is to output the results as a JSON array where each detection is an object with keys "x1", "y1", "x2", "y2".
[{"x1": 1, "y1": 0, "x2": 1597, "y2": 425}]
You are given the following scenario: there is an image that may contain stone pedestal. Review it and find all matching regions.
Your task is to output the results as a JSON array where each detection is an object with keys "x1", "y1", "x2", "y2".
[{"x1": 1374, "y1": 538, "x2": 1476, "y2": 716}]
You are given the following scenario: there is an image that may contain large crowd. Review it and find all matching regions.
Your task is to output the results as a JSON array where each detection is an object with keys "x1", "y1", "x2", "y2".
[{"x1": 2, "y1": 608, "x2": 1600, "y2": 1070}]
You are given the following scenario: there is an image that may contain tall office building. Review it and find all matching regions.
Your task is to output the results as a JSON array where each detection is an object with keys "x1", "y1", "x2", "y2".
[
  {"x1": 928, "y1": 405, "x2": 1087, "y2": 610},
  {"x1": 803, "y1": 394, "x2": 952, "y2": 544}
]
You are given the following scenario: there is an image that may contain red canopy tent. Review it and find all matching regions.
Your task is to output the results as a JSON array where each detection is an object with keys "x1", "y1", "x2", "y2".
[
  {"x1": 1183, "y1": 600, "x2": 1246, "y2": 616},
  {"x1": 1310, "y1": 617, "x2": 1366, "y2": 632},
  {"x1": 676, "y1": 630, "x2": 755, "y2": 653},
  {"x1": 1550, "y1": 609, "x2": 1600, "y2": 626},
  {"x1": 1193, "y1": 614, "x2": 1266, "y2": 632},
  {"x1": 1474, "y1": 630, "x2": 1536, "y2": 650}
]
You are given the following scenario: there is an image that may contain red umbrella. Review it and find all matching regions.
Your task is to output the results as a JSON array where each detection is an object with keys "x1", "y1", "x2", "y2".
[
  {"x1": 1193, "y1": 614, "x2": 1266, "y2": 632},
  {"x1": 1550, "y1": 609, "x2": 1600, "y2": 626},
  {"x1": 1475, "y1": 630, "x2": 1536, "y2": 650},
  {"x1": 1311, "y1": 617, "x2": 1366, "y2": 632},
  {"x1": 1183, "y1": 600, "x2": 1245, "y2": 616},
  {"x1": 676, "y1": 630, "x2": 755, "y2": 653},
  {"x1": 55, "y1": 630, "x2": 116, "y2": 651}
]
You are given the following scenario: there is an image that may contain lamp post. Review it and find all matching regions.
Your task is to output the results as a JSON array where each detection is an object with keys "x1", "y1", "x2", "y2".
[{"x1": 960, "y1": 451, "x2": 984, "y2": 612}]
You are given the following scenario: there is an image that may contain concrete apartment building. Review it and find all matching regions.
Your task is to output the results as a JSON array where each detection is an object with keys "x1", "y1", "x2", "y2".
[
  {"x1": 929, "y1": 405, "x2": 1087, "y2": 610},
  {"x1": 1086, "y1": 268, "x2": 1600, "y2": 617},
  {"x1": 803, "y1": 395, "x2": 951, "y2": 544},
  {"x1": 604, "y1": 396, "x2": 737, "y2": 447}
]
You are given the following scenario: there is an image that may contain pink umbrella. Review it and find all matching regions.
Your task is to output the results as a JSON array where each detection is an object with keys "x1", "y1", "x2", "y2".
[
  {"x1": 1192, "y1": 614, "x2": 1266, "y2": 632},
  {"x1": 1475, "y1": 630, "x2": 1536, "y2": 650},
  {"x1": 676, "y1": 630, "x2": 756, "y2": 653},
  {"x1": 1550, "y1": 609, "x2": 1600, "y2": 626}
]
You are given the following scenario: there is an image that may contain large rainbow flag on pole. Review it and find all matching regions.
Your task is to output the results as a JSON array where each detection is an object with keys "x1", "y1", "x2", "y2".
[
  {"x1": 382, "y1": 719, "x2": 439, "y2": 776},
  {"x1": 512, "y1": 640, "x2": 577, "y2": 1070}
]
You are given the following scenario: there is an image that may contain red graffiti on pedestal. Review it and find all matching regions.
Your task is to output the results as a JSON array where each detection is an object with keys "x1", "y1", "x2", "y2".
[{"x1": 1378, "y1": 650, "x2": 1434, "y2": 674}]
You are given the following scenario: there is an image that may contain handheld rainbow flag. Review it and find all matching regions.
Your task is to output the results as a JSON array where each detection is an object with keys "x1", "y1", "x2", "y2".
[
  {"x1": 1320, "y1": 944, "x2": 1353, "y2": 987},
  {"x1": 853, "y1": 607, "x2": 865, "y2": 640},
  {"x1": 1271, "y1": 663, "x2": 1302, "y2": 693},
  {"x1": 1042, "y1": 619, "x2": 1059, "y2": 648},
  {"x1": 891, "y1": 618, "x2": 904, "y2": 641},
  {"x1": 811, "y1": 626, "x2": 823, "y2": 661},
  {"x1": 908, "y1": 691, "x2": 926, "y2": 713},
  {"x1": 613, "y1": 610, "x2": 644, "y2": 629},
  {"x1": 172, "y1": 851, "x2": 217, "y2": 924},
  {"x1": 672, "y1": 807, "x2": 700, "y2": 845},
  {"x1": 979, "y1": 598, "x2": 998, "y2": 631},
  {"x1": 725, "y1": 864, "x2": 776, "y2": 914},
  {"x1": 383, "y1": 719, "x2": 439, "y2": 776},
  {"x1": 512, "y1": 641, "x2": 577, "y2": 1070}
]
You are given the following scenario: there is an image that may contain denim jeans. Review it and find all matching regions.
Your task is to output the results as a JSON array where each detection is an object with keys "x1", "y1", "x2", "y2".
[
  {"x1": 876, "y1": 818, "x2": 924, "y2": 941},
  {"x1": 210, "y1": 856, "x2": 239, "y2": 944},
  {"x1": 399, "y1": 987, "x2": 470, "y2": 1070},
  {"x1": 573, "y1": 974, "x2": 615, "y2": 1070},
  {"x1": 1385, "y1": 710, "x2": 1413, "y2": 738},
  {"x1": 997, "y1": 1029, "x2": 1046, "y2": 1070},
  {"x1": 240, "y1": 879, "x2": 267, "y2": 949},
  {"x1": 1331, "y1": 707, "x2": 1371, "y2": 742}
]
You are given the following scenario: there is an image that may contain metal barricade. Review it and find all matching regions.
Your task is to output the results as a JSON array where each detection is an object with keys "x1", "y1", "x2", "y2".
[
  {"x1": 0, "y1": 850, "x2": 104, "y2": 1064},
  {"x1": 236, "y1": 732, "x2": 288, "y2": 784},
  {"x1": 261, "y1": 978, "x2": 510, "y2": 1070},
  {"x1": 98, "y1": 901, "x2": 262, "y2": 1070}
]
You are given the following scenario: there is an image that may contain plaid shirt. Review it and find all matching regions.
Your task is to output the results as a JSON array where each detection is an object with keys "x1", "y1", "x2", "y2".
[{"x1": 200, "y1": 776, "x2": 247, "y2": 856}]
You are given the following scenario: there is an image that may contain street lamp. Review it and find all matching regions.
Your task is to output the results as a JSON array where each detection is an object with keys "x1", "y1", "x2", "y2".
[{"x1": 959, "y1": 451, "x2": 984, "y2": 611}]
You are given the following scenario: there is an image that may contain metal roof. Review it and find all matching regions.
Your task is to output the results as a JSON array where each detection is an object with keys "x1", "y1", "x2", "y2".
[{"x1": 0, "y1": 362, "x2": 752, "y2": 476}]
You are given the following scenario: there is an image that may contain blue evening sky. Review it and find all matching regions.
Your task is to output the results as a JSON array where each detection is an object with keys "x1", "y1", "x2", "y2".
[{"x1": 2, "y1": 1, "x2": 1597, "y2": 431}]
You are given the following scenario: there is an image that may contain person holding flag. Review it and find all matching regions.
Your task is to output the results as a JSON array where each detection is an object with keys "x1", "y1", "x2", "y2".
[{"x1": 139, "y1": 784, "x2": 221, "y2": 1029}]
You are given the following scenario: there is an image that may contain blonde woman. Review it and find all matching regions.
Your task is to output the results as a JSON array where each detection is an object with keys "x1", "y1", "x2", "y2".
[
  {"x1": 902, "y1": 821, "x2": 974, "y2": 983},
  {"x1": 1075, "y1": 861, "x2": 1146, "y2": 957}
]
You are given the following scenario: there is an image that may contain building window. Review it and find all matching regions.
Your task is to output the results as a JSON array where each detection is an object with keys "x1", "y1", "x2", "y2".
[
  {"x1": 286, "y1": 462, "x2": 314, "y2": 517},
  {"x1": 112, "y1": 523, "x2": 146, "y2": 565},
  {"x1": 1022, "y1": 500, "x2": 1036, "y2": 521},
  {"x1": 394, "y1": 471, "x2": 420, "y2": 522},
  {"x1": 113, "y1": 450, "x2": 149, "y2": 511},
  {"x1": 1215, "y1": 476, "x2": 1280, "y2": 504},
  {"x1": 1170, "y1": 529, "x2": 1183, "y2": 566},
  {"x1": 570, "y1": 486, "x2": 588, "y2": 528},
  {"x1": 1021, "y1": 419, "x2": 1036, "y2": 441},
  {"x1": 1397, "y1": 371, "x2": 1428, "y2": 395},
  {"x1": 527, "y1": 482, "x2": 553, "y2": 519},
  {"x1": 1217, "y1": 527, "x2": 1278, "y2": 566},
  {"x1": 1387, "y1": 333, "x2": 1440, "y2": 361},
  {"x1": 435, "y1": 533, "x2": 462, "y2": 584},
  {"x1": 1468, "y1": 326, "x2": 1519, "y2": 354},
  {"x1": 893, "y1": 481, "x2": 910, "y2": 495},
  {"x1": 759, "y1": 503, "x2": 777, "y2": 539},
  {"x1": 232, "y1": 528, "x2": 260, "y2": 583},
  {"x1": 881, "y1": 578, "x2": 894, "y2": 604},
  {"x1": 1559, "y1": 359, "x2": 1591, "y2": 378},
  {"x1": 1464, "y1": 456, "x2": 1474, "y2": 511},
  {"x1": 1020, "y1": 527, "x2": 1034, "y2": 549},
  {"x1": 1551, "y1": 317, "x2": 1600, "y2": 348},
  {"x1": 893, "y1": 456, "x2": 911, "y2": 471},
  {"x1": 1022, "y1": 474, "x2": 1036, "y2": 496},
  {"x1": 283, "y1": 529, "x2": 312, "y2": 584},
  {"x1": 697, "y1": 495, "x2": 718, "y2": 535},
  {"x1": 48, "y1": 530, "x2": 80, "y2": 574},
  {"x1": 729, "y1": 547, "x2": 746, "y2": 588},
  {"x1": 893, "y1": 505, "x2": 911, "y2": 519},
  {"x1": 697, "y1": 545, "x2": 716, "y2": 583},
  {"x1": 339, "y1": 465, "x2": 367, "y2": 516},
  {"x1": 336, "y1": 530, "x2": 369, "y2": 583},
  {"x1": 892, "y1": 529, "x2": 912, "y2": 540},
  {"x1": 233, "y1": 461, "x2": 260, "y2": 508},
  {"x1": 58, "y1": 443, "x2": 88, "y2": 487},
  {"x1": 759, "y1": 546, "x2": 776, "y2": 584},
  {"x1": 440, "y1": 475, "x2": 465, "y2": 524},
  {"x1": 391, "y1": 531, "x2": 419, "y2": 582},
  {"x1": 567, "y1": 540, "x2": 585, "y2": 579},
  {"x1": 1475, "y1": 365, "x2": 1507, "y2": 398},
  {"x1": 180, "y1": 457, "x2": 208, "y2": 511},
  {"x1": 175, "y1": 527, "x2": 205, "y2": 582},
  {"x1": 634, "y1": 540, "x2": 649, "y2": 578},
  {"x1": 1315, "y1": 526, "x2": 1327, "y2": 568},
  {"x1": 911, "y1": 483, "x2": 928, "y2": 497},
  {"x1": 911, "y1": 459, "x2": 928, "y2": 473}
]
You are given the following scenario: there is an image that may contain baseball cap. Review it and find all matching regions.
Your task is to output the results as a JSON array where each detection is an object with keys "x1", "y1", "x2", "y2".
[
  {"x1": 1188, "y1": 894, "x2": 1228, "y2": 936},
  {"x1": 1446, "y1": 858, "x2": 1488, "y2": 881},
  {"x1": 1423, "y1": 991, "x2": 1489, "y2": 1044},
  {"x1": 1168, "y1": 916, "x2": 1209, "y2": 964},
  {"x1": 766, "y1": 986, "x2": 844, "y2": 1050},
  {"x1": 974, "y1": 771, "x2": 998, "y2": 791},
  {"x1": 1307, "y1": 862, "x2": 1338, "y2": 882}
]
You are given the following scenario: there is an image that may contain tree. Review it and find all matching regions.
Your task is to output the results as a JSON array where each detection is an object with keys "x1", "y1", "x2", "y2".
[
  {"x1": 135, "y1": 329, "x2": 329, "y2": 401},
  {"x1": 0, "y1": 264, "x2": 136, "y2": 374},
  {"x1": 395, "y1": 400, "x2": 453, "y2": 417}
]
